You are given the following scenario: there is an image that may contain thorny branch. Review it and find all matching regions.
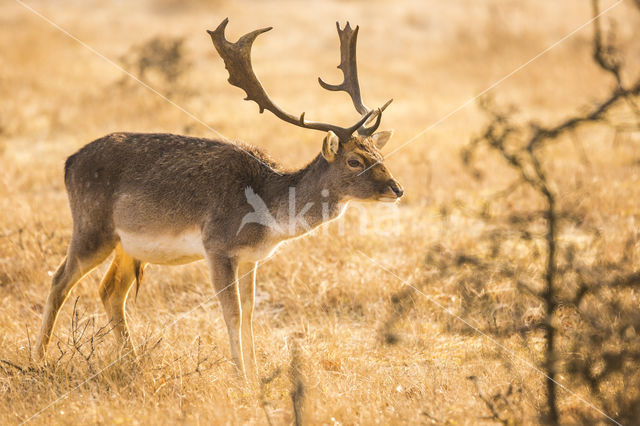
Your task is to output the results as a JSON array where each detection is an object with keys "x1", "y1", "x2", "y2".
[
  {"x1": 468, "y1": 376, "x2": 523, "y2": 425},
  {"x1": 461, "y1": 1, "x2": 640, "y2": 423},
  {"x1": 65, "y1": 297, "x2": 117, "y2": 373}
]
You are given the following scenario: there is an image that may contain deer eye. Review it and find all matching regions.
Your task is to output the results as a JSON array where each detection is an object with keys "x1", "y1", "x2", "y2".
[{"x1": 347, "y1": 158, "x2": 364, "y2": 169}]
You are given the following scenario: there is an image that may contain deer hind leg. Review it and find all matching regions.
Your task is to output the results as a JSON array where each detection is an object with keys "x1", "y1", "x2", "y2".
[
  {"x1": 35, "y1": 230, "x2": 116, "y2": 361},
  {"x1": 238, "y1": 261, "x2": 257, "y2": 379},
  {"x1": 98, "y1": 243, "x2": 141, "y2": 356},
  {"x1": 207, "y1": 253, "x2": 245, "y2": 377}
]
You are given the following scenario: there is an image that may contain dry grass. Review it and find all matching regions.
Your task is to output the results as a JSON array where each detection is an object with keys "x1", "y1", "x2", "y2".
[{"x1": 1, "y1": 0, "x2": 639, "y2": 424}]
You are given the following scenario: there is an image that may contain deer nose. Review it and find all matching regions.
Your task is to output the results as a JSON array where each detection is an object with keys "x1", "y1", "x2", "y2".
[{"x1": 388, "y1": 181, "x2": 404, "y2": 198}]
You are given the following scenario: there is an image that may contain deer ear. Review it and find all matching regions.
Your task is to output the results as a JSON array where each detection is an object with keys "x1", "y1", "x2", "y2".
[
  {"x1": 322, "y1": 131, "x2": 340, "y2": 162},
  {"x1": 371, "y1": 130, "x2": 393, "y2": 150}
]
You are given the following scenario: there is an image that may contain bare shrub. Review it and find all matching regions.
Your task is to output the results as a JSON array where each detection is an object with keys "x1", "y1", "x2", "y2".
[
  {"x1": 380, "y1": 0, "x2": 640, "y2": 423},
  {"x1": 289, "y1": 338, "x2": 307, "y2": 426},
  {"x1": 468, "y1": 375, "x2": 524, "y2": 424},
  {"x1": 119, "y1": 36, "x2": 191, "y2": 95},
  {"x1": 459, "y1": 1, "x2": 640, "y2": 422}
]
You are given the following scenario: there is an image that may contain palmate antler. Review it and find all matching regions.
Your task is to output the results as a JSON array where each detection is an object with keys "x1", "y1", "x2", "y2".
[
  {"x1": 318, "y1": 22, "x2": 393, "y2": 136},
  {"x1": 208, "y1": 18, "x2": 391, "y2": 142}
]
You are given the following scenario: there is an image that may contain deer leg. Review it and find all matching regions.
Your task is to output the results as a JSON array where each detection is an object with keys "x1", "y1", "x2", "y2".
[
  {"x1": 208, "y1": 253, "x2": 244, "y2": 376},
  {"x1": 98, "y1": 243, "x2": 139, "y2": 356},
  {"x1": 35, "y1": 232, "x2": 115, "y2": 361},
  {"x1": 238, "y1": 261, "x2": 257, "y2": 379}
]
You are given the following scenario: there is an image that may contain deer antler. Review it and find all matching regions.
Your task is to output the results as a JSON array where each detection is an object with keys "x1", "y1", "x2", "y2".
[
  {"x1": 318, "y1": 22, "x2": 393, "y2": 136},
  {"x1": 208, "y1": 18, "x2": 388, "y2": 142}
]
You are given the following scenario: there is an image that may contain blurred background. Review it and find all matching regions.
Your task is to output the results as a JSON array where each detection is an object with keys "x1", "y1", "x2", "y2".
[{"x1": 1, "y1": 0, "x2": 639, "y2": 424}]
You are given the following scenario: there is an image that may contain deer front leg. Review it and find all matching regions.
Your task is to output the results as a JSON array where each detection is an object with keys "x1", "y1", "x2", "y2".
[
  {"x1": 207, "y1": 253, "x2": 245, "y2": 377},
  {"x1": 238, "y1": 261, "x2": 257, "y2": 379}
]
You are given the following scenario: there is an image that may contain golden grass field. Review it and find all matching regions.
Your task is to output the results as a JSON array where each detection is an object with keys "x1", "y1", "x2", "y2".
[{"x1": 1, "y1": 0, "x2": 640, "y2": 424}]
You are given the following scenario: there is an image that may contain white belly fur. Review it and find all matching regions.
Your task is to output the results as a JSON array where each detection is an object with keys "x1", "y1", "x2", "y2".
[{"x1": 117, "y1": 228, "x2": 206, "y2": 265}]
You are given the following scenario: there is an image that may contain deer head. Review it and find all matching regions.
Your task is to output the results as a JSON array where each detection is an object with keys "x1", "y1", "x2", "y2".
[{"x1": 208, "y1": 19, "x2": 403, "y2": 202}]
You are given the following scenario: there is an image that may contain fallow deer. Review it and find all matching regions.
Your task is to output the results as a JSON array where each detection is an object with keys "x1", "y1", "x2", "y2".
[{"x1": 35, "y1": 19, "x2": 403, "y2": 378}]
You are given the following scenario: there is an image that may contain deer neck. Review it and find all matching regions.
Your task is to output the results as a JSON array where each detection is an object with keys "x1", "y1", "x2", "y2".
[{"x1": 265, "y1": 154, "x2": 347, "y2": 238}]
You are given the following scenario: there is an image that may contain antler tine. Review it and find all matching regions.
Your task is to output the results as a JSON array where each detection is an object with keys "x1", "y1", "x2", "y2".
[
  {"x1": 358, "y1": 98, "x2": 393, "y2": 136},
  {"x1": 318, "y1": 22, "x2": 369, "y2": 115},
  {"x1": 208, "y1": 19, "x2": 371, "y2": 142},
  {"x1": 318, "y1": 22, "x2": 392, "y2": 137}
]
